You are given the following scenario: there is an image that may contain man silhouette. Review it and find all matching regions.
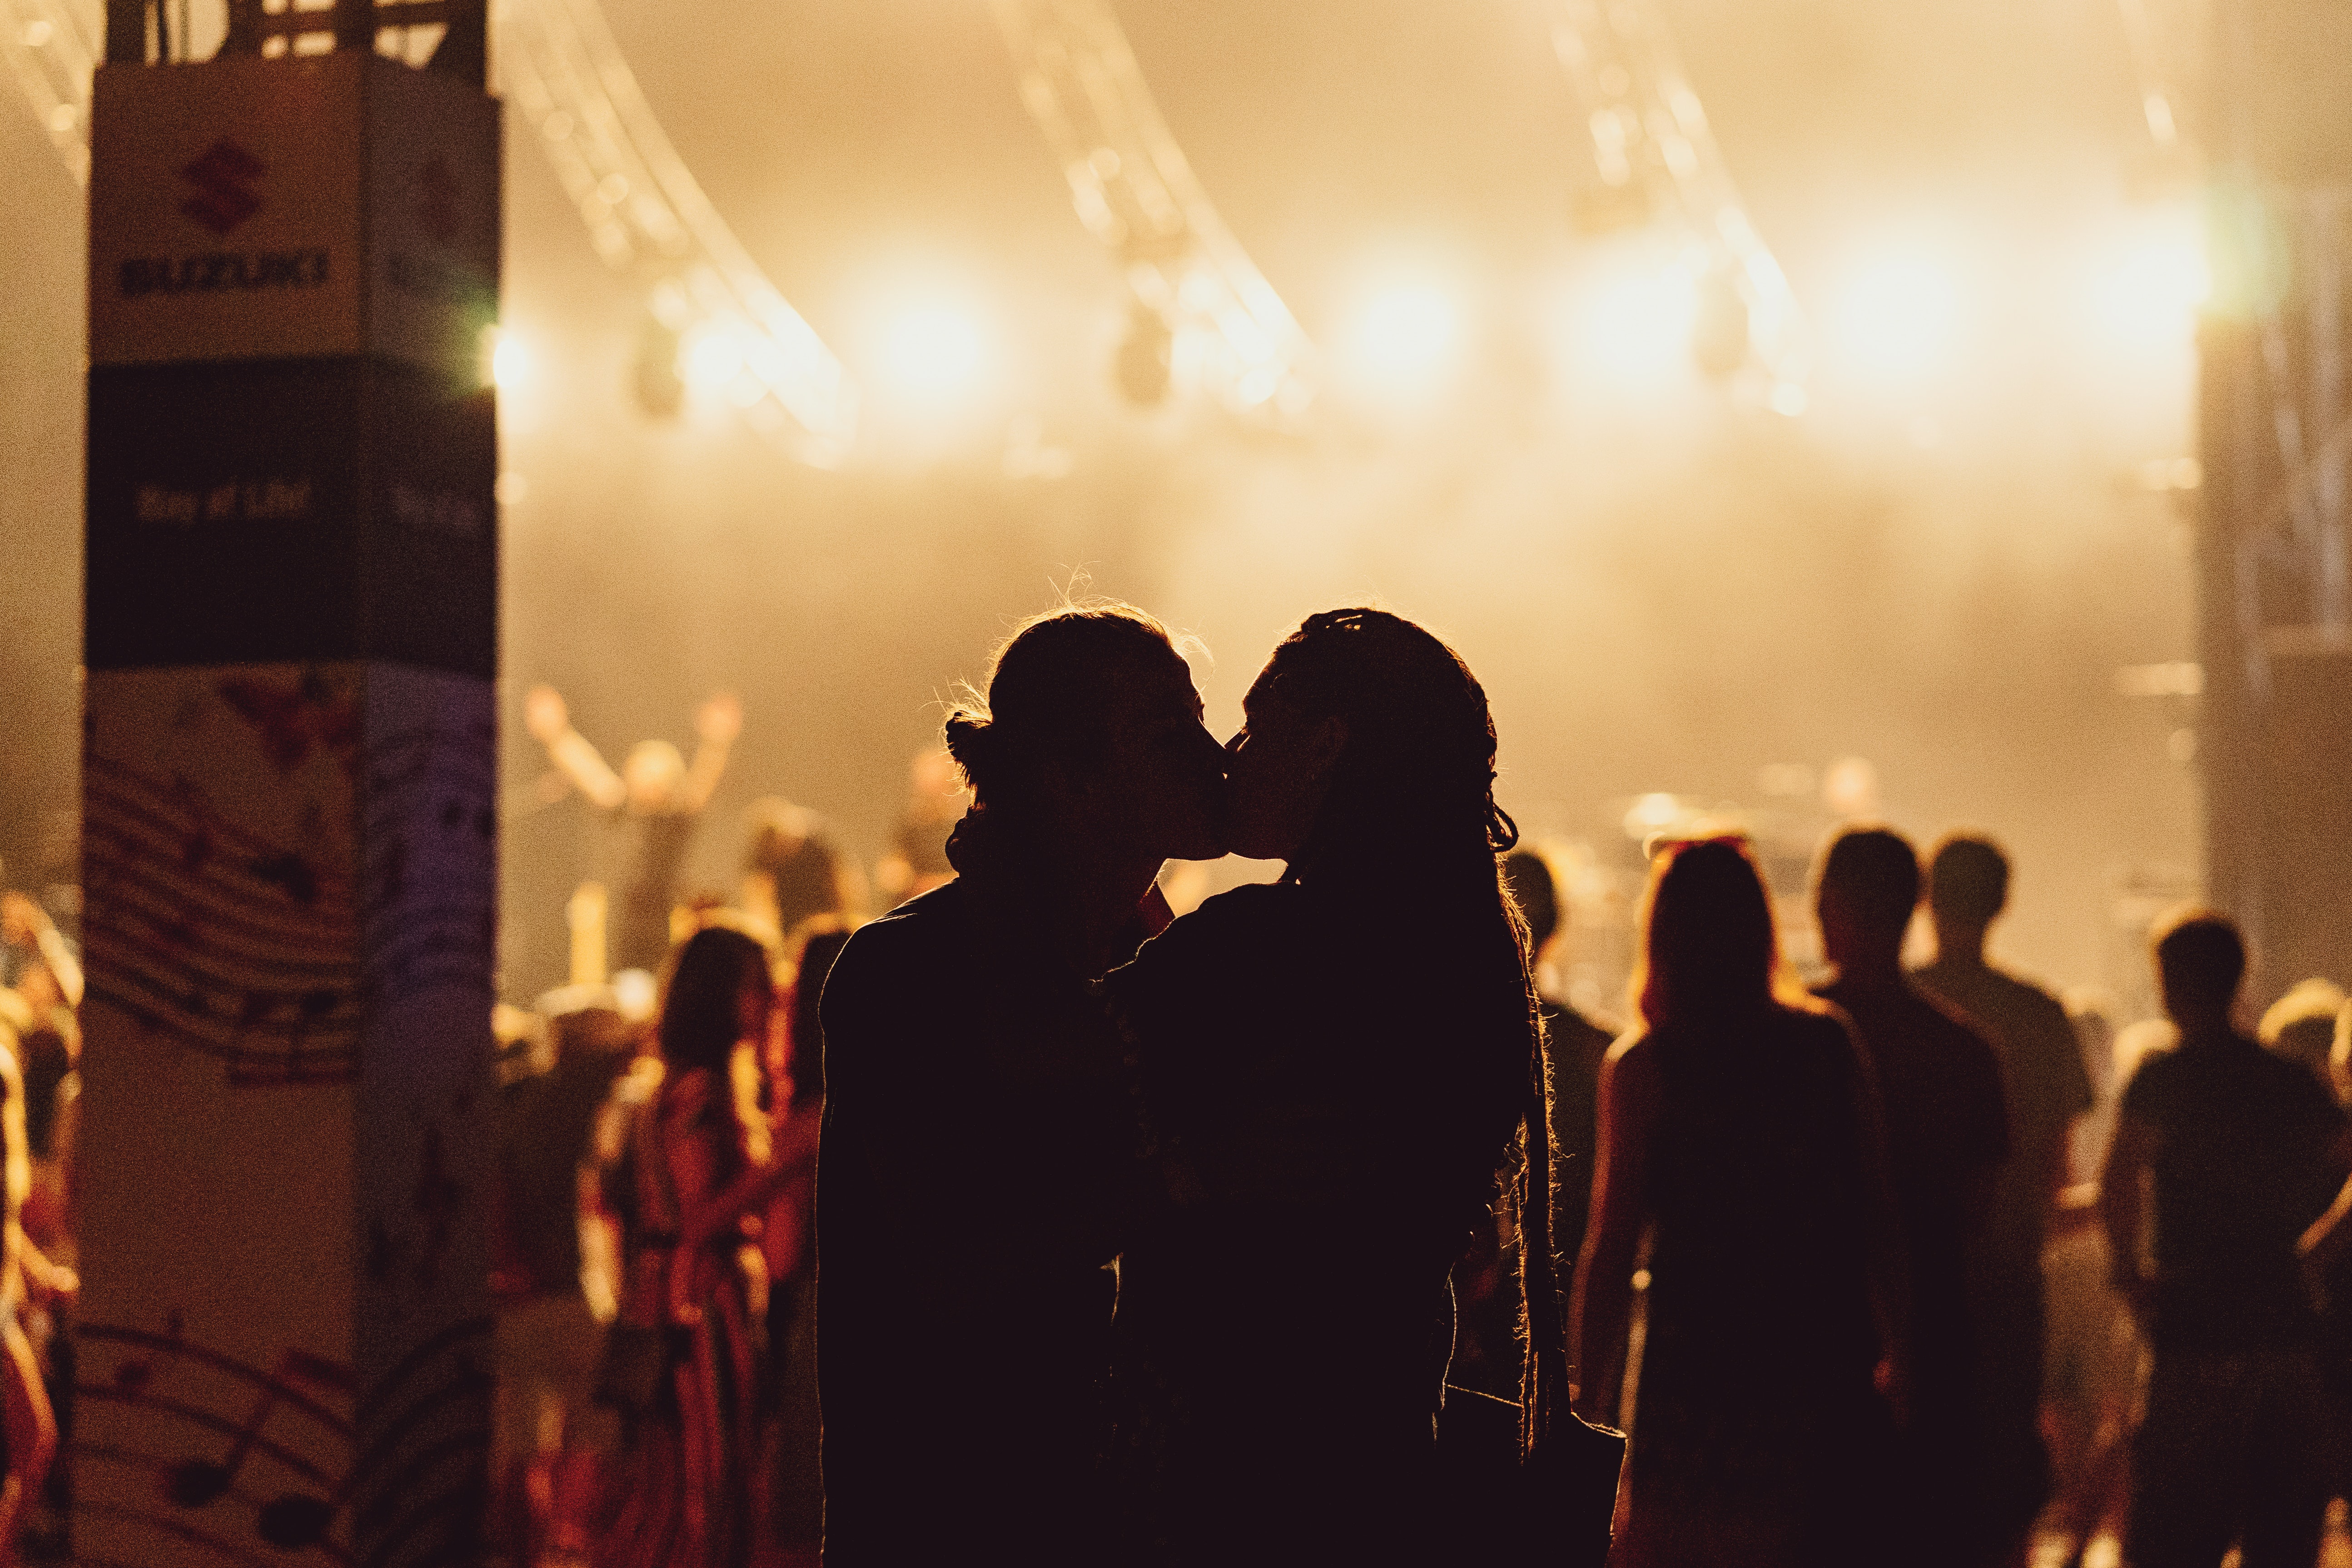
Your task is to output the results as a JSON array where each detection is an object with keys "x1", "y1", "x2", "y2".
[
  {"x1": 1814, "y1": 828, "x2": 2009, "y2": 1563},
  {"x1": 814, "y1": 607, "x2": 1226, "y2": 1565},
  {"x1": 1913, "y1": 833, "x2": 2093, "y2": 1555},
  {"x1": 2101, "y1": 909, "x2": 2351, "y2": 1568}
]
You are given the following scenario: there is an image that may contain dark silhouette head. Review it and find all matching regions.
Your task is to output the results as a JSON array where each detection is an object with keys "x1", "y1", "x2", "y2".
[
  {"x1": 660, "y1": 925, "x2": 774, "y2": 1075},
  {"x1": 944, "y1": 602, "x2": 1225, "y2": 864},
  {"x1": 550, "y1": 1002, "x2": 635, "y2": 1069},
  {"x1": 1503, "y1": 849, "x2": 1559, "y2": 955},
  {"x1": 743, "y1": 796, "x2": 859, "y2": 937},
  {"x1": 1634, "y1": 837, "x2": 1785, "y2": 1029},
  {"x1": 2151, "y1": 906, "x2": 2245, "y2": 1033},
  {"x1": 1927, "y1": 833, "x2": 2009, "y2": 934},
  {"x1": 1816, "y1": 826, "x2": 1920, "y2": 978},
  {"x1": 1232, "y1": 608, "x2": 1515, "y2": 877}
]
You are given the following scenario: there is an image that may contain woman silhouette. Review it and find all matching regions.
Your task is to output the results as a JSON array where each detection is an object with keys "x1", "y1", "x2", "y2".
[
  {"x1": 1104, "y1": 608, "x2": 1538, "y2": 1565},
  {"x1": 1570, "y1": 837, "x2": 1906, "y2": 1567},
  {"x1": 598, "y1": 924, "x2": 779, "y2": 1568}
]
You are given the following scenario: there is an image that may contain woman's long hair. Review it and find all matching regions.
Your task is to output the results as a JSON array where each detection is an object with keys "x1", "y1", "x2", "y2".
[
  {"x1": 1255, "y1": 609, "x2": 1554, "y2": 1445},
  {"x1": 660, "y1": 925, "x2": 774, "y2": 1075},
  {"x1": 1629, "y1": 836, "x2": 1798, "y2": 1031},
  {"x1": 1259, "y1": 609, "x2": 1517, "y2": 886}
]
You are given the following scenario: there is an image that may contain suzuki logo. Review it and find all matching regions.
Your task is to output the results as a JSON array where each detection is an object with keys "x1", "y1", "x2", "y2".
[{"x1": 180, "y1": 139, "x2": 265, "y2": 235}]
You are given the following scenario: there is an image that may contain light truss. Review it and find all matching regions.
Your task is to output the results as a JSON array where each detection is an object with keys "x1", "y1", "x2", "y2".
[
  {"x1": 1, "y1": 0, "x2": 855, "y2": 464},
  {"x1": 989, "y1": 0, "x2": 1315, "y2": 418},
  {"x1": 492, "y1": 0, "x2": 855, "y2": 462},
  {"x1": 1548, "y1": 0, "x2": 1808, "y2": 406},
  {"x1": 0, "y1": 0, "x2": 99, "y2": 185}
]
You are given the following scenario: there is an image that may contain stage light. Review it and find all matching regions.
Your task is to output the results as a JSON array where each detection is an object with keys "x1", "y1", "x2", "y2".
[
  {"x1": 1573, "y1": 261, "x2": 1701, "y2": 384},
  {"x1": 487, "y1": 329, "x2": 531, "y2": 392},
  {"x1": 2093, "y1": 219, "x2": 2209, "y2": 350},
  {"x1": 1341, "y1": 282, "x2": 1461, "y2": 397},
  {"x1": 1829, "y1": 250, "x2": 1959, "y2": 378},
  {"x1": 681, "y1": 326, "x2": 747, "y2": 396},
  {"x1": 878, "y1": 304, "x2": 987, "y2": 404}
]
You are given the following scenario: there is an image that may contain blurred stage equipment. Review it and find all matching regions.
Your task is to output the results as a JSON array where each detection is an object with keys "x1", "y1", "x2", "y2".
[
  {"x1": 5, "y1": 0, "x2": 857, "y2": 462},
  {"x1": 1547, "y1": 0, "x2": 1809, "y2": 408},
  {"x1": 2197, "y1": 0, "x2": 2352, "y2": 998},
  {"x1": 987, "y1": 0, "x2": 1317, "y2": 418},
  {"x1": 0, "y1": 0, "x2": 96, "y2": 182},
  {"x1": 2112, "y1": 0, "x2": 2185, "y2": 151},
  {"x1": 495, "y1": 0, "x2": 856, "y2": 462},
  {"x1": 78, "y1": 0, "x2": 497, "y2": 1561}
]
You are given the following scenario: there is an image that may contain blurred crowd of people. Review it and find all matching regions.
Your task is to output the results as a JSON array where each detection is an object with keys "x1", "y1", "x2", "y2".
[
  {"x1": 472, "y1": 612, "x2": 2352, "y2": 1568},
  {"x1": 490, "y1": 686, "x2": 886, "y2": 1568},
  {"x1": 0, "y1": 884, "x2": 86, "y2": 1564},
  {"x1": 7, "y1": 619, "x2": 2352, "y2": 1568}
]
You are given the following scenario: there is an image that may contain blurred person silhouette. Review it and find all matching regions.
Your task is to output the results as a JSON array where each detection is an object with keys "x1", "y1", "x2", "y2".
[
  {"x1": 525, "y1": 686, "x2": 741, "y2": 976},
  {"x1": 2063, "y1": 988, "x2": 2123, "y2": 1190},
  {"x1": 1572, "y1": 836, "x2": 1907, "y2": 1568},
  {"x1": 1505, "y1": 849, "x2": 1617, "y2": 1282},
  {"x1": 871, "y1": 750, "x2": 968, "y2": 908},
  {"x1": 2261, "y1": 979, "x2": 2346, "y2": 1094},
  {"x1": 737, "y1": 798, "x2": 865, "y2": 954},
  {"x1": 0, "y1": 996, "x2": 60, "y2": 1562},
  {"x1": 1, "y1": 894, "x2": 79, "y2": 1565},
  {"x1": 2323, "y1": 999, "x2": 2352, "y2": 1523},
  {"x1": 2332, "y1": 999, "x2": 2352, "y2": 1108},
  {"x1": 1813, "y1": 827, "x2": 2010, "y2": 1565},
  {"x1": 815, "y1": 604, "x2": 1227, "y2": 1566},
  {"x1": 2103, "y1": 909, "x2": 2352, "y2": 1568},
  {"x1": 0, "y1": 896, "x2": 79, "y2": 1020},
  {"x1": 2041, "y1": 992, "x2": 2140, "y2": 1568},
  {"x1": 1101, "y1": 610, "x2": 1546, "y2": 1564},
  {"x1": 491, "y1": 990, "x2": 640, "y2": 1567},
  {"x1": 9, "y1": 1001, "x2": 72, "y2": 1568},
  {"x1": 1913, "y1": 833, "x2": 2094, "y2": 1545},
  {"x1": 597, "y1": 926, "x2": 792, "y2": 1568},
  {"x1": 737, "y1": 812, "x2": 860, "y2": 1563}
]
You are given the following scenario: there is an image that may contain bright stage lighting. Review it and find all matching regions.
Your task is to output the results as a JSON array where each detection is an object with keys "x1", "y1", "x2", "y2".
[
  {"x1": 1340, "y1": 282, "x2": 1461, "y2": 396},
  {"x1": 1830, "y1": 251, "x2": 1959, "y2": 378},
  {"x1": 487, "y1": 330, "x2": 531, "y2": 392},
  {"x1": 877, "y1": 304, "x2": 987, "y2": 404},
  {"x1": 2093, "y1": 220, "x2": 2209, "y2": 349},
  {"x1": 1575, "y1": 263, "x2": 1701, "y2": 383},
  {"x1": 681, "y1": 326, "x2": 748, "y2": 395}
]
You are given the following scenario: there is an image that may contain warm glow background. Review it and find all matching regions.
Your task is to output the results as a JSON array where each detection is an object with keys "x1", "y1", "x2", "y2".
[{"x1": 0, "y1": 0, "x2": 2208, "y2": 1010}]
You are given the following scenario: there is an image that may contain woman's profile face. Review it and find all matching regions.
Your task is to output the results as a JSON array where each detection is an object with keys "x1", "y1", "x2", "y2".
[{"x1": 1223, "y1": 676, "x2": 1344, "y2": 863}]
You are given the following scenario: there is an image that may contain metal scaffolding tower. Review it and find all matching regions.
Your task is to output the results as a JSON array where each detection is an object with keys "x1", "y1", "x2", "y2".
[{"x1": 2196, "y1": 0, "x2": 2352, "y2": 997}]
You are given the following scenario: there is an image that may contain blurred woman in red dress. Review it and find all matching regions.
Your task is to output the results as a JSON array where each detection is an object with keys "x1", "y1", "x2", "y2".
[{"x1": 598, "y1": 926, "x2": 781, "y2": 1568}]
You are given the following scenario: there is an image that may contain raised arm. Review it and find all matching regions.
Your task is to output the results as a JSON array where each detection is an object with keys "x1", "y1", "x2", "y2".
[
  {"x1": 525, "y1": 685, "x2": 626, "y2": 812},
  {"x1": 1570, "y1": 1033, "x2": 1658, "y2": 1430},
  {"x1": 676, "y1": 692, "x2": 742, "y2": 815},
  {"x1": 0, "y1": 896, "x2": 79, "y2": 1012},
  {"x1": 2296, "y1": 1121, "x2": 2352, "y2": 1282}
]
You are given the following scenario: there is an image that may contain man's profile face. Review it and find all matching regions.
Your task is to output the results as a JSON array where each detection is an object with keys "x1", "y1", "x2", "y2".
[{"x1": 1094, "y1": 652, "x2": 1228, "y2": 864}]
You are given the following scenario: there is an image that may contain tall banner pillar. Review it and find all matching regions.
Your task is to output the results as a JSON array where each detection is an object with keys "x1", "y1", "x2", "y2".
[{"x1": 76, "y1": 2, "x2": 498, "y2": 1563}]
